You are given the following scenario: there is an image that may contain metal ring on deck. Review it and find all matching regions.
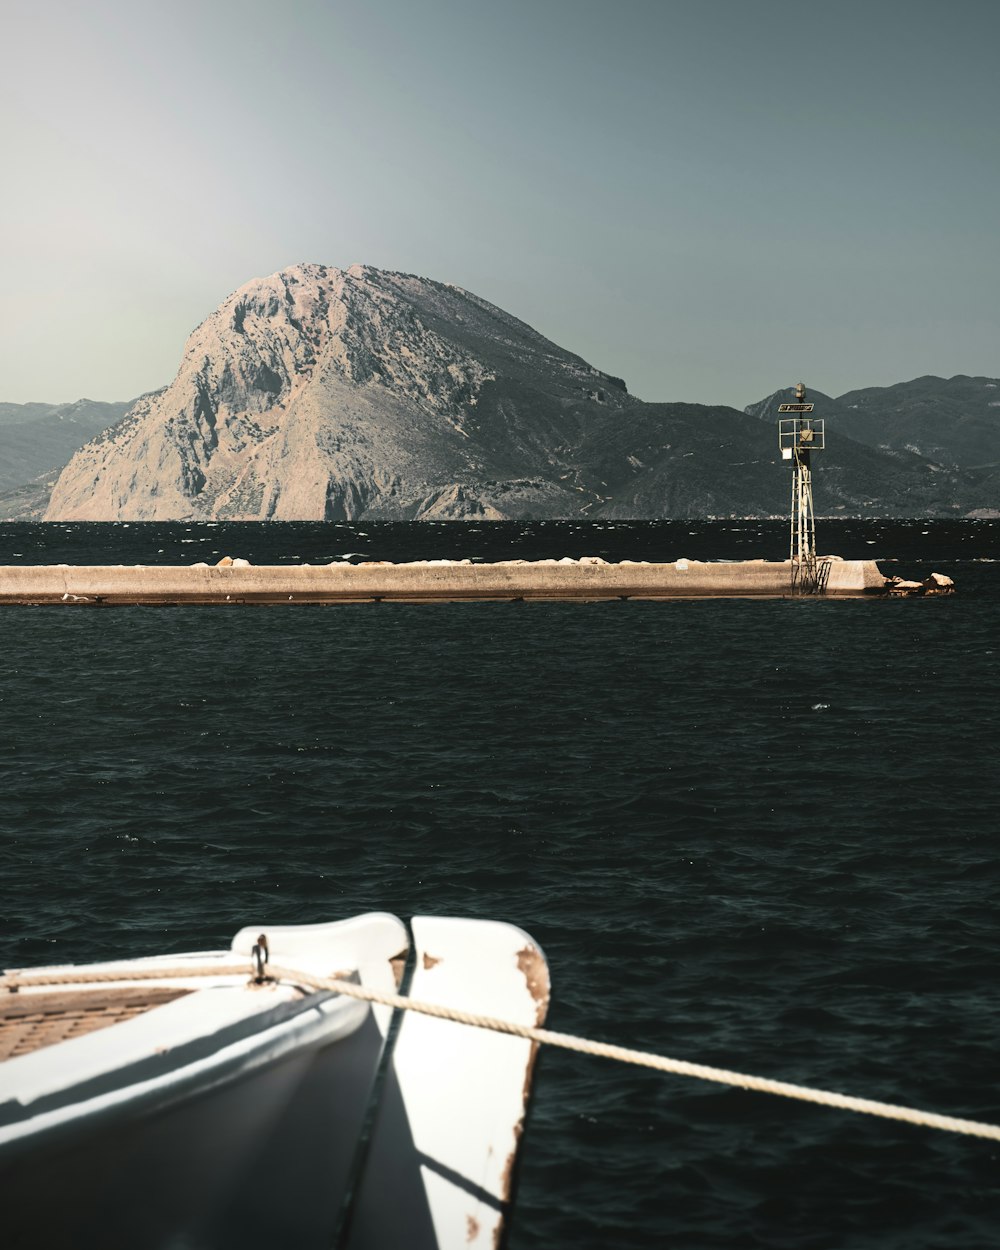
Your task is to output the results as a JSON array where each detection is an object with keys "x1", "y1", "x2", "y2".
[{"x1": 251, "y1": 934, "x2": 269, "y2": 983}]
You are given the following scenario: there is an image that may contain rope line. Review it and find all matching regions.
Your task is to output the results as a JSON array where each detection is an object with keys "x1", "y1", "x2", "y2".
[
  {"x1": 0, "y1": 964, "x2": 248, "y2": 988},
  {"x1": 4, "y1": 959, "x2": 999, "y2": 1143}
]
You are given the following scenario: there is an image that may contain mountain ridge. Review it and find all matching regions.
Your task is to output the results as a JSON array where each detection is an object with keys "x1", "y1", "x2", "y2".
[
  {"x1": 745, "y1": 376, "x2": 1000, "y2": 469},
  {"x1": 2, "y1": 264, "x2": 993, "y2": 520}
]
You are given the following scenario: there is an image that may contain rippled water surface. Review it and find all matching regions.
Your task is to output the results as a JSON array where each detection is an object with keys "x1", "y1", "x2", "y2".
[{"x1": 1, "y1": 520, "x2": 998, "y2": 1248}]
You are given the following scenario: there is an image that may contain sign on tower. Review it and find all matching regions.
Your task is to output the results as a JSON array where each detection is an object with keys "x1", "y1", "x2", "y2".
[{"x1": 778, "y1": 382, "x2": 828, "y2": 593}]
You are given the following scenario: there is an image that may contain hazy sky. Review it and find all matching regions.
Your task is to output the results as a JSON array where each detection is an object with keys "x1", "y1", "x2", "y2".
[{"x1": 2, "y1": 0, "x2": 997, "y2": 407}]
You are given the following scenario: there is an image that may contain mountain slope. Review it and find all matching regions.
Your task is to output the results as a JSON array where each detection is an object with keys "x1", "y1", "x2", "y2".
[
  {"x1": 0, "y1": 399, "x2": 131, "y2": 493},
  {"x1": 585, "y1": 399, "x2": 980, "y2": 518},
  {"x1": 46, "y1": 264, "x2": 634, "y2": 521},
  {"x1": 44, "y1": 265, "x2": 993, "y2": 520},
  {"x1": 835, "y1": 375, "x2": 1000, "y2": 468},
  {"x1": 747, "y1": 377, "x2": 1000, "y2": 470}
]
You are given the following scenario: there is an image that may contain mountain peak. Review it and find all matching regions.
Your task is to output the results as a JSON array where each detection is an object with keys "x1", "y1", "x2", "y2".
[
  {"x1": 40, "y1": 268, "x2": 993, "y2": 522},
  {"x1": 45, "y1": 263, "x2": 629, "y2": 521}
]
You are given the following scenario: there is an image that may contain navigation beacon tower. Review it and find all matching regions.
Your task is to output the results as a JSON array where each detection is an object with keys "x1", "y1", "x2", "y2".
[{"x1": 778, "y1": 382, "x2": 828, "y2": 593}]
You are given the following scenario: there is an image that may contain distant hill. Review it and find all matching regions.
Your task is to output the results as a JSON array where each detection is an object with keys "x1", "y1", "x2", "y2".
[
  {"x1": 745, "y1": 380, "x2": 999, "y2": 518},
  {"x1": 3, "y1": 270, "x2": 996, "y2": 520},
  {"x1": 0, "y1": 402, "x2": 58, "y2": 426},
  {"x1": 0, "y1": 472, "x2": 60, "y2": 521},
  {"x1": 746, "y1": 376, "x2": 1000, "y2": 470},
  {"x1": 0, "y1": 399, "x2": 132, "y2": 495},
  {"x1": 837, "y1": 375, "x2": 1000, "y2": 468}
]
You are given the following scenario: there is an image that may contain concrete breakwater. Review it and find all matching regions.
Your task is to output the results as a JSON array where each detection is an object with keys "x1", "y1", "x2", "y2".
[{"x1": 0, "y1": 557, "x2": 892, "y2": 605}]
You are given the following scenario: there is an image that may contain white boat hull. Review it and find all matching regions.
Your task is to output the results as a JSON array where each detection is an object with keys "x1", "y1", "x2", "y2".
[{"x1": 0, "y1": 913, "x2": 550, "y2": 1249}]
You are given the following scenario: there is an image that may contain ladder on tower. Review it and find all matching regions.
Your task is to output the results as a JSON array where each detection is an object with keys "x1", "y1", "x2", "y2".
[{"x1": 778, "y1": 383, "x2": 829, "y2": 594}]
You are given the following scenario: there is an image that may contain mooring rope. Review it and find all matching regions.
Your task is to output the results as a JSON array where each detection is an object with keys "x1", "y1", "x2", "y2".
[
  {"x1": 4, "y1": 959, "x2": 999, "y2": 1143},
  {"x1": 0, "y1": 963, "x2": 248, "y2": 989}
]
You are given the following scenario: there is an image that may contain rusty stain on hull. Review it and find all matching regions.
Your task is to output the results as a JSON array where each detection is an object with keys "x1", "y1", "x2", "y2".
[
  {"x1": 516, "y1": 946, "x2": 550, "y2": 1026},
  {"x1": 491, "y1": 941, "x2": 554, "y2": 1241},
  {"x1": 389, "y1": 952, "x2": 407, "y2": 987},
  {"x1": 372, "y1": 918, "x2": 550, "y2": 1248}
]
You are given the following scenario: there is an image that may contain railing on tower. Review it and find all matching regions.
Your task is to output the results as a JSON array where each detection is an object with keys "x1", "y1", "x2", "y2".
[{"x1": 778, "y1": 383, "x2": 828, "y2": 594}]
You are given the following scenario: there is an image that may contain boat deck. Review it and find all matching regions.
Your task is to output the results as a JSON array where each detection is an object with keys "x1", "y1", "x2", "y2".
[{"x1": 0, "y1": 986, "x2": 189, "y2": 1060}]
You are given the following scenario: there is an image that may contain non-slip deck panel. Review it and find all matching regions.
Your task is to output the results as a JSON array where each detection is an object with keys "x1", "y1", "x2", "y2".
[{"x1": 0, "y1": 987, "x2": 190, "y2": 1060}]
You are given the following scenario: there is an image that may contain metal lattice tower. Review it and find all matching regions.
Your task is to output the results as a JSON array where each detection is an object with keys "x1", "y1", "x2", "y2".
[{"x1": 778, "y1": 382, "x2": 826, "y2": 593}]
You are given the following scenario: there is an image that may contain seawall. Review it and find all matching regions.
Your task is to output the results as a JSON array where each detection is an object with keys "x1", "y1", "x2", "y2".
[{"x1": 0, "y1": 558, "x2": 888, "y2": 604}]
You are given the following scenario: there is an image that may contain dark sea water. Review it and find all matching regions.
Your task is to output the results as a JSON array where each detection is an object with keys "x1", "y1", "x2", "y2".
[{"x1": 1, "y1": 519, "x2": 998, "y2": 1249}]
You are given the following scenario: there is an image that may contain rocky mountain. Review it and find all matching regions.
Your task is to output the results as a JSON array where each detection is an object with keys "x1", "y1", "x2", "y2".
[
  {"x1": 0, "y1": 472, "x2": 63, "y2": 521},
  {"x1": 835, "y1": 376, "x2": 1000, "y2": 468},
  {"x1": 0, "y1": 399, "x2": 131, "y2": 495},
  {"x1": 747, "y1": 377, "x2": 1000, "y2": 468},
  {"x1": 47, "y1": 264, "x2": 636, "y2": 520},
  {"x1": 29, "y1": 265, "x2": 999, "y2": 520},
  {"x1": 746, "y1": 381, "x2": 999, "y2": 518}
]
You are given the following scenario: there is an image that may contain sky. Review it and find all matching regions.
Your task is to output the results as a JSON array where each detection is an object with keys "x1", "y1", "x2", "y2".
[{"x1": 2, "y1": 0, "x2": 998, "y2": 408}]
